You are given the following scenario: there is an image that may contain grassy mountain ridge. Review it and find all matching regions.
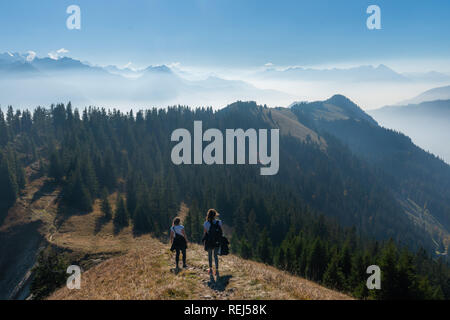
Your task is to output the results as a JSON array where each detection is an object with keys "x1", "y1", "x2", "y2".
[
  {"x1": 48, "y1": 209, "x2": 351, "y2": 300},
  {"x1": 1, "y1": 98, "x2": 449, "y2": 299},
  {"x1": 291, "y1": 98, "x2": 450, "y2": 248},
  {"x1": 0, "y1": 167, "x2": 350, "y2": 300}
]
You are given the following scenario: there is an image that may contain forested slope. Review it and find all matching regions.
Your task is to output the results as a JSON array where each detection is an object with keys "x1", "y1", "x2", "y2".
[{"x1": 0, "y1": 99, "x2": 449, "y2": 299}]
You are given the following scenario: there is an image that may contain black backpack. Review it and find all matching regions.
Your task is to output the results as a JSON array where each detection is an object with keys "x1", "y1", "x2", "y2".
[
  {"x1": 219, "y1": 236, "x2": 229, "y2": 256},
  {"x1": 207, "y1": 220, "x2": 223, "y2": 248}
]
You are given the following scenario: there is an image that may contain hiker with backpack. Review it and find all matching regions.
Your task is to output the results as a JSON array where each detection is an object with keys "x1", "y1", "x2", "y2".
[
  {"x1": 202, "y1": 209, "x2": 223, "y2": 278},
  {"x1": 170, "y1": 217, "x2": 188, "y2": 270}
]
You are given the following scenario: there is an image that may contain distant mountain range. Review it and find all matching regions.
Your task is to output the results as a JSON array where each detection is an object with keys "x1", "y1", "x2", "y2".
[
  {"x1": 370, "y1": 99, "x2": 450, "y2": 164},
  {"x1": 0, "y1": 52, "x2": 293, "y2": 109},
  {"x1": 2, "y1": 52, "x2": 450, "y2": 110},
  {"x1": 254, "y1": 64, "x2": 450, "y2": 83},
  {"x1": 0, "y1": 52, "x2": 105, "y2": 75},
  {"x1": 398, "y1": 85, "x2": 450, "y2": 105}
]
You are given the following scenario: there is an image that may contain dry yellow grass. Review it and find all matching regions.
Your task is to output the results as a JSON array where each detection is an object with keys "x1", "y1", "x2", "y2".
[
  {"x1": 47, "y1": 203, "x2": 351, "y2": 300},
  {"x1": 50, "y1": 192, "x2": 136, "y2": 254},
  {"x1": 263, "y1": 108, "x2": 327, "y2": 149},
  {"x1": 49, "y1": 238, "x2": 351, "y2": 300},
  {"x1": 0, "y1": 170, "x2": 59, "y2": 236},
  {"x1": 3, "y1": 163, "x2": 351, "y2": 300}
]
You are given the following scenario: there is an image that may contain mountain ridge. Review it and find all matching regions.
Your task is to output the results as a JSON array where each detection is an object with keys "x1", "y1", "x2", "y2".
[
  {"x1": 370, "y1": 99, "x2": 450, "y2": 164},
  {"x1": 398, "y1": 85, "x2": 450, "y2": 105},
  {"x1": 0, "y1": 166, "x2": 351, "y2": 300},
  {"x1": 0, "y1": 52, "x2": 293, "y2": 109},
  {"x1": 256, "y1": 64, "x2": 409, "y2": 82},
  {"x1": 1, "y1": 96, "x2": 449, "y2": 300},
  {"x1": 291, "y1": 94, "x2": 378, "y2": 126},
  {"x1": 289, "y1": 96, "x2": 450, "y2": 248}
]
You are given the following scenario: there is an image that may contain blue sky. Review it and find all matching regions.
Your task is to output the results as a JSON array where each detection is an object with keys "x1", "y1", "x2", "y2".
[{"x1": 1, "y1": 0, "x2": 449, "y2": 69}]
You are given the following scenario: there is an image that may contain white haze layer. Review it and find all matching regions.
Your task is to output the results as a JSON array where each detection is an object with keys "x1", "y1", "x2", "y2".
[{"x1": 1, "y1": 55, "x2": 450, "y2": 112}]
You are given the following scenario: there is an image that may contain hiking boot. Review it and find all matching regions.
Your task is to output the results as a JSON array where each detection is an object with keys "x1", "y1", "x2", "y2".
[{"x1": 183, "y1": 264, "x2": 188, "y2": 269}]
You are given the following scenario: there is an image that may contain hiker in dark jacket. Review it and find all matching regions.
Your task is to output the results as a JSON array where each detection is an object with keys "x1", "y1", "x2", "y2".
[
  {"x1": 202, "y1": 209, "x2": 222, "y2": 277},
  {"x1": 170, "y1": 217, "x2": 188, "y2": 270}
]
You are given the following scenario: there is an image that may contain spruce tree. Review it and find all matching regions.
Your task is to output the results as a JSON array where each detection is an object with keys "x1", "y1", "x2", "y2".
[
  {"x1": 307, "y1": 238, "x2": 327, "y2": 281},
  {"x1": 100, "y1": 190, "x2": 112, "y2": 221},
  {"x1": 257, "y1": 228, "x2": 273, "y2": 264},
  {"x1": 274, "y1": 247, "x2": 286, "y2": 270},
  {"x1": 0, "y1": 109, "x2": 8, "y2": 146},
  {"x1": 230, "y1": 232, "x2": 240, "y2": 255},
  {"x1": 240, "y1": 238, "x2": 252, "y2": 259},
  {"x1": 348, "y1": 252, "x2": 368, "y2": 298},
  {"x1": 0, "y1": 152, "x2": 18, "y2": 212},
  {"x1": 114, "y1": 196, "x2": 129, "y2": 230},
  {"x1": 49, "y1": 152, "x2": 63, "y2": 182},
  {"x1": 81, "y1": 156, "x2": 99, "y2": 198},
  {"x1": 323, "y1": 253, "x2": 345, "y2": 291},
  {"x1": 374, "y1": 239, "x2": 398, "y2": 300},
  {"x1": 133, "y1": 191, "x2": 152, "y2": 234},
  {"x1": 63, "y1": 169, "x2": 92, "y2": 212},
  {"x1": 14, "y1": 153, "x2": 26, "y2": 190},
  {"x1": 125, "y1": 174, "x2": 138, "y2": 218},
  {"x1": 6, "y1": 106, "x2": 14, "y2": 132}
]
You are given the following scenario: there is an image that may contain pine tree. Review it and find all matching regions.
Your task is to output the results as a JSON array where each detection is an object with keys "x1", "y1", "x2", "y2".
[
  {"x1": 0, "y1": 109, "x2": 9, "y2": 146},
  {"x1": 133, "y1": 191, "x2": 152, "y2": 234},
  {"x1": 246, "y1": 209, "x2": 258, "y2": 246},
  {"x1": 307, "y1": 238, "x2": 327, "y2": 281},
  {"x1": 348, "y1": 252, "x2": 368, "y2": 298},
  {"x1": 396, "y1": 249, "x2": 434, "y2": 299},
  {"x1": 230, "y1": 232, "x2": 240, "y2": 254},
  {"x1": 81, "y1": 156, "x2": 99, "y2": 198},
  {"x1": 257, "y1": 228, "x2": 273, "y2": 264},
  {"x1": 6, "y1": 106, "x2": 14, "y2": 133},
  {"x1": 114, "y1": 196, "x2": 129, "y2": 230},
  {"x1": 285, "y1": 245, "x2": 296, "y2": 273},
  {"x1": 102, "y1": 155, "x2": 117, "y2": 191},
  {"x1": 63, "y1": 169, "x2": 92, "y2": 212},
  {"x1": 100, "y1": 190, "x2": 112, "y2": 221},
  {"x1": 14, "y1": 153, "x2": 26, "y2": 190},
  {"x1": 49, "y1": 152, "x2": 63, "y2": 182},
  {"x1": 274, "y1": 247, "x2": 286, "y2": 270},
  {"x1": 298, "y1": 245, "x2": 308, "y2": 277},
  {"x1": 240, "y1": 238, "x2": 252, "y2": 259},
  {"x1": 374, "y1": 239, "x2": 398, "y2": 300},
  {"x1": 185, "y1": 200, "x2": 202, "y2": 243},
  {"x1": 30, "y1": 248, "x2": 69, "y2": 300},
  {"x1": 339, "y1": 243, "x2": 352, "y2": 277},
  {"x1": 0, "y1": 152, "x2": 18, "y2": 213},
  {"x1": 126, "y1": 174, "x2": 138, "y2": 218},
  {"x1": 323, "y1": 252, "x2": 345, "y2": 291}
]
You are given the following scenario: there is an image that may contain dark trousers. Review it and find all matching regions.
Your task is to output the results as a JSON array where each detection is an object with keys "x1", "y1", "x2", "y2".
[
  {"x1": 208, "y1": 247, "x2": 219, "y2": 270},
  {"x1": 175, "y1": 248, "x2": 186, "y2": 267}
]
